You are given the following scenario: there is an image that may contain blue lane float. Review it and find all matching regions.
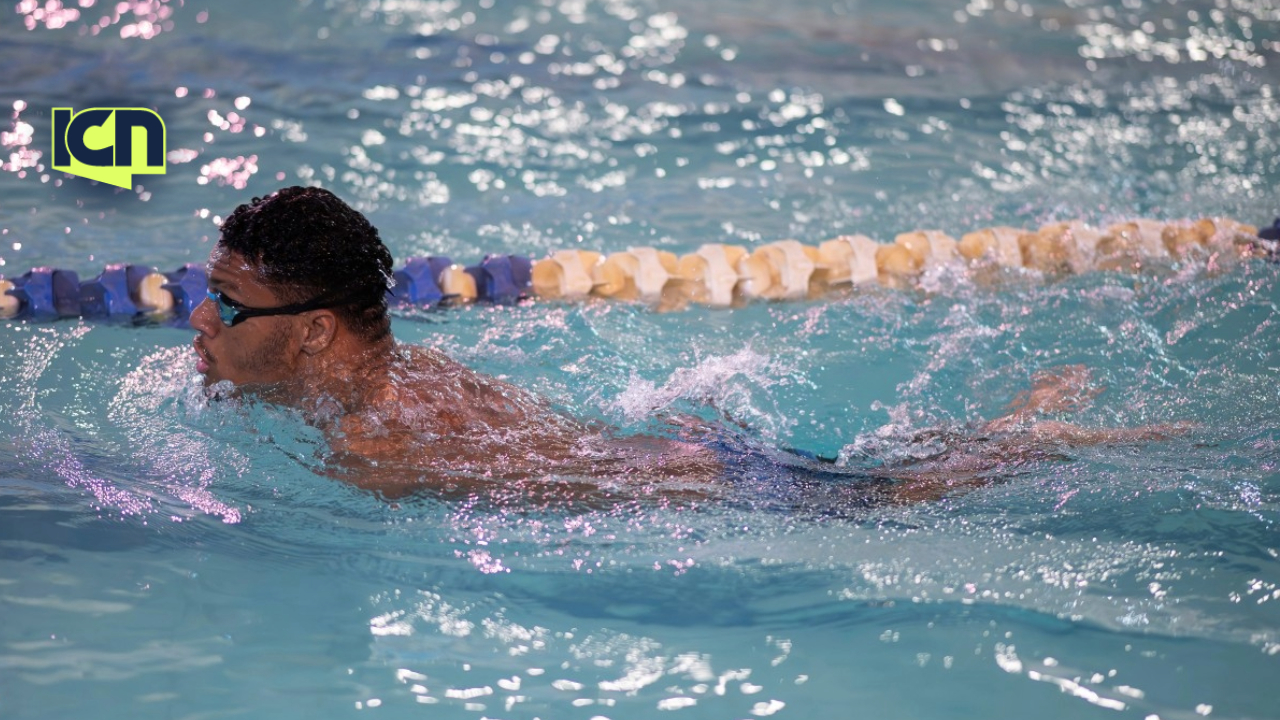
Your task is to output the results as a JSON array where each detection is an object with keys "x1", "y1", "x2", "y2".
[
  {"x1": 80, "y1": 264, "x2": 150, "y2": 319},
  {"x1": 467, "y1": 254, "x2": 533, "y2": 304},
  {"x1": 7, "y1": 267, "x2": 82, "y2": 321},
  {"x1": 389, "y1": 256, "x2": 452, "y2": 307},
  {"x1": 1, "y1": 215, "x2": 1274, "y2": 325},
  {"x1": 0, "y1": 263, "x2": 199, "y2": 325},
  {"x1": 1260, "y1": 218, "x2": 1280, "y2": 242},
  {"x1": 161, "y1": 264, "x2": 209, "y2": 321}
]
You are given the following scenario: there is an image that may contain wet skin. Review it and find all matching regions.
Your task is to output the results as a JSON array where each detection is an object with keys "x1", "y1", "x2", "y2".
[
  {"x1": 191, "y1": 248, "x2": 1187, "y2": 502},
  {"x1": 191, "y1": 247, "x2": 725, "y2": 498}
]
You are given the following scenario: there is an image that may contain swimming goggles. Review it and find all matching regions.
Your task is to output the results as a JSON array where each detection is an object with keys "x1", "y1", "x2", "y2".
[{"x1": 206, "y1": 289, "x2": 343, "y2": 327}]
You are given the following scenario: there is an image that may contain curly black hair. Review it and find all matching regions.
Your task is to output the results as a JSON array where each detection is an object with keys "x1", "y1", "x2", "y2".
[{"x1": 217, "y1": 186, "x2": 394, "y2": 343}]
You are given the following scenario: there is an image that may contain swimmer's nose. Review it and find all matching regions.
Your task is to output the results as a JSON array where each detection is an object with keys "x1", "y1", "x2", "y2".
[{"x1": 188, "y1": 294, "x2": 219, "y2": 336}]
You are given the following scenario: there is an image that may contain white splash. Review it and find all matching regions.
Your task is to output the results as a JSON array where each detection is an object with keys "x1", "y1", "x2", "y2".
[{"x1": 610, "y1": 346, "x2": 781, "y2": 423}]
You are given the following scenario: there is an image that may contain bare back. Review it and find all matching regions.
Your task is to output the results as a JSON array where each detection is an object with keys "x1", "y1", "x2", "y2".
[
  {"x1": 324, "y1": 355, "x2": 1182, "y2": 503},
  {"x1": 328, "y1": 345, "x2": 724, "y2": 496}
]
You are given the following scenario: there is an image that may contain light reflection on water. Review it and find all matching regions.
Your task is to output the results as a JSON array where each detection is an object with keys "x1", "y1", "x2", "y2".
[
  {"x1": 1, "y1": 0, "x2": 1277, "y2": 268},
  {"x1": 1, "y1": 0, "x2": 1279, "y2": 717}
]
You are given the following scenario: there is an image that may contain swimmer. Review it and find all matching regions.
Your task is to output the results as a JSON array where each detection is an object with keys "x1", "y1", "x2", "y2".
[
  {"x1": 194, "y1": 187, "x2": 723, "y2": 500},
  {"x1": 190, "y1": 187, "x2": 1187, "y2": 502}
]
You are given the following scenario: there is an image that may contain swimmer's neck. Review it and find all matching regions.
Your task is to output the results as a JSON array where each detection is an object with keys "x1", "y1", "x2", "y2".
[{"x1": 290, "y1": 333, "x2": 401, "y2": 419}]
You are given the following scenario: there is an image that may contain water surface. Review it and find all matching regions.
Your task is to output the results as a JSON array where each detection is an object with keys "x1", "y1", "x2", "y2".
[{"x1": 1, "y1": 0, "x2": 1279, "y2": 718}]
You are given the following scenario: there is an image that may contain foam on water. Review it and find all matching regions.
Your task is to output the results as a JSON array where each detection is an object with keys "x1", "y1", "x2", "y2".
[{"x1": 610, "y1": 346, "x2": 785, "y2": 427}]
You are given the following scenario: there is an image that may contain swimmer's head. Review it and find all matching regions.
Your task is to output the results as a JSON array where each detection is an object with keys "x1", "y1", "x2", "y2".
[{"x1": 216, "y1": 186, "x2": 394, "y2": 343}]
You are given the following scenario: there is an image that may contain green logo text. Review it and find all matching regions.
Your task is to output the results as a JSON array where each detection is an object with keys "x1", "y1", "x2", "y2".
[{"x1": 52, "y1": 107, "x2": 166, "y2": 189}]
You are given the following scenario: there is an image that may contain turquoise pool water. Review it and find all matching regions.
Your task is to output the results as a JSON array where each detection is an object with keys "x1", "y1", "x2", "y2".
[{"x1": 2, "y1": 0, "x2": 1279, "y2": 718}]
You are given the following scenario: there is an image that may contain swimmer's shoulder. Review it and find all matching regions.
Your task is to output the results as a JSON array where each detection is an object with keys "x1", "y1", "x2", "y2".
[
  {"x1": 336, "y1": 344, "x2": 458, "y2": 430},
  {"x1": 392, "y1": 342, "x2": 545, "y2": 409},
  {"x1": 391, "y1": 342, "x2": 459, "y2": 374}
]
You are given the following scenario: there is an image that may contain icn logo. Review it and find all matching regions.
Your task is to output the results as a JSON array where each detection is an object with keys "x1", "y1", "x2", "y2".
[{"x1": 52, "y1": 107, "x2": 166, "y2": 189}]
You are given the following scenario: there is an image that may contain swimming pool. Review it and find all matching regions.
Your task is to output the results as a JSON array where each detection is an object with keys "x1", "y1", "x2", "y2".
[{"x1": 2, "y1": 0, "x2": 1279, "y2": 717}]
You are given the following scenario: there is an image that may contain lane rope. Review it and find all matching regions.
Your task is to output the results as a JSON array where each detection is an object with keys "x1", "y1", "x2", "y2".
[{"x1": 2, "y1": 216, "x2": 1277, "y2": 325}]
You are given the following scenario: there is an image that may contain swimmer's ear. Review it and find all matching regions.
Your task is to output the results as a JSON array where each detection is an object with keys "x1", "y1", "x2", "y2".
[{"x1": 298, "y1": 309, "x2": 339, "y2": 355}]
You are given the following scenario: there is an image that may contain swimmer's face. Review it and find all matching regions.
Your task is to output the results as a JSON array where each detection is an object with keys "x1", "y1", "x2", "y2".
[{"x1": 190, "y1": 247, "x2": 305, "y2": 393}]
